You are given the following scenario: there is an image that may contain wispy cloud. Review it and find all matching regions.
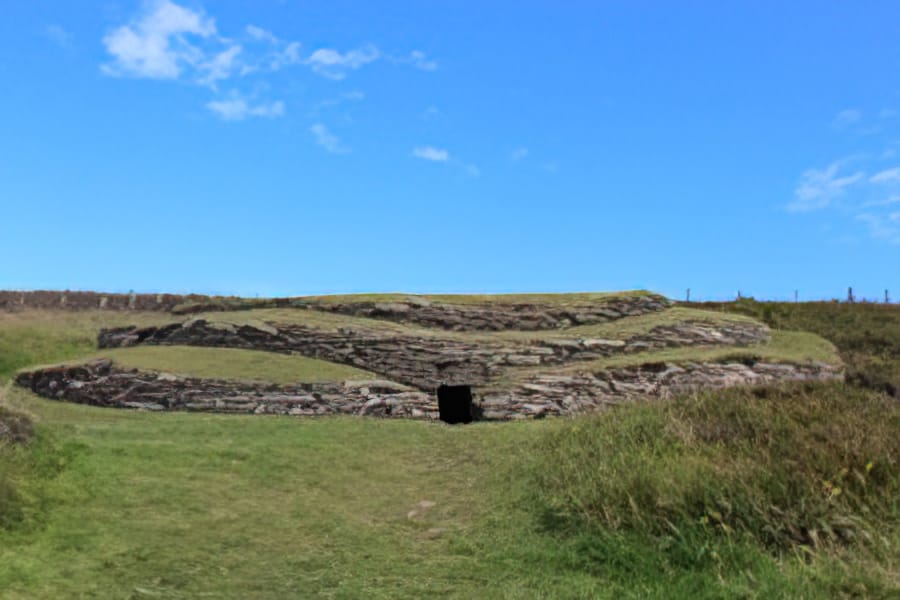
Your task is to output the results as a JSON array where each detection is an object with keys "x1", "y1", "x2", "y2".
[
  {"x1": 792, "y1": 108, "x2": 900, "y2": 244},
  {"x1": 206, "y1": 96, "x2": 284, "y2": 120},
  {"x1": 310, "y1": 123, "x2": 349, "y2": 153},
  {"x1": 413, "y1": 146, "x2": 480, "y2": 176},
  {"x1": 309, "y1": 91, "x2": 364, "y2": 116},
  {"x1": 305, "y1": 46, "x2": 380, "y2": 80},
  {"x1": 101, "y1": 0, "x2": 435, "y2": 157},
  {"x1": 197, "y1": 44, "x2": 242, "y2": 87},
  {"x1": 832, "y1": 108, "x2": 862, "y2": 130},
  {"x1": 870, "y1": 167, "x2": 900, "y2": 184},
  {"x1": 510, "y1": 147, "x2": 528, "y2": 161},
  {"x1": 246, "y1": 24, "x2": 278, "y2": 44},
  {"x1": 856, "y1": 212, "x2": 900, "y2": 244},
  {"x1": 102, "y1": 0, "x2": 216, "y2": 80},
  {"x1": 45, "y1": 24, "x2": 73, "y2": 49},
  {"x1": 389, "y1": 50, "x2": 438, "y2": 71},
  {"x1": 412, "y1": 146, "x2": 449, "y2": 162},
  {"x1": 789, "y1": 160, "x2": 865, "y2": 212}
]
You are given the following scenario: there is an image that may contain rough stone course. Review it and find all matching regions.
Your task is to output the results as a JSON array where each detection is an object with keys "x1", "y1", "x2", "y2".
[
  {"x1": 479, "y1": 360, "x2": 844, "y2": 419},
  {"x1": 0, "y1": 290, "x2": 205, "y2": 312},
  {"x1": 97, "y1": 318, "x2": 770, "y2": 390},
  {"x1": 16, "y1": 360, "x2": 437, "y2": 418},
  {"x1": 310, "y1": 295, "x2": 672, "y2": 331},
  {"x1": 16, "y1": 359, "x2": 842, "y2": 421}
]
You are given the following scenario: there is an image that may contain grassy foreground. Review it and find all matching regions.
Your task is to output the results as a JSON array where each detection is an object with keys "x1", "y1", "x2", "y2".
[
  {"x1": 0, "y1": 303, "x2": 898, "y2": 598},
  {"x1": 2, "y1": 384, "x2": 896, "y2": 599}
]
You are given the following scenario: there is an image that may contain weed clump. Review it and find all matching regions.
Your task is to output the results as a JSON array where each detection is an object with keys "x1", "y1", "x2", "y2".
[
  {"x1": 0, "y1": 405, "x2": 34, "y2": 445},
  {"x1": 531, "y1": 383, "x2": 899, "y2": 553}
]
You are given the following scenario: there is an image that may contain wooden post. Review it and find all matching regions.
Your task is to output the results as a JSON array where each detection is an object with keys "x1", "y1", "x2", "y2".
[
  {"x1": 887, "y1": 289, "x2": 891, "y2": 304},
  {"x1": 848, "y1": 287, "x2": 855, "y2": 303},
  {"x1": 686, "y1": 288, "x2": 691, "y2": 302}
]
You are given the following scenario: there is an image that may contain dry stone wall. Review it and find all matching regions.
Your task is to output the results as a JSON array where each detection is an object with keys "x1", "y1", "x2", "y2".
[
  {"x1": 0, "y1": 290, "x2": 214, "y2": 312},
  {"x1": 16, "y1": 360, "x2": 437, "y2": 418},
  {"x1": 97, "y1": 318, "x2": 770, "y2": 390},
  {"x1": 15, "y1": 358, "x2": 842, "y2": 422},
  {"x1": 479, "y1": 361, "x2": 844, "y2": 419},
  {"x1": 310, "y1": 294, "x2": 672, "y2": 331}
]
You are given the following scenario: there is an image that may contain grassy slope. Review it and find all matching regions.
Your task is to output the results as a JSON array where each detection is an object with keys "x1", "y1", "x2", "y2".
[
  {"x1": 3, "y1": 386, "x2": 891, "y2": 599},
  {"x1": 0, "y1": 310, "x2": 177, "y2": 381},
  {"x1": 492, "y1": 306, "x2": 761, "y2": 341},
  {"x1": 0, "y1": 302, "x2": 893, "y2": 597},
  {"x1": 688, "y1": 299, "x2": 900, "y2": 396}
]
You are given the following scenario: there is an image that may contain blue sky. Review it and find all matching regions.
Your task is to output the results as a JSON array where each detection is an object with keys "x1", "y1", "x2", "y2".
[{"x1": 1, "y1": 1, "x2": 898, "y2": 301}]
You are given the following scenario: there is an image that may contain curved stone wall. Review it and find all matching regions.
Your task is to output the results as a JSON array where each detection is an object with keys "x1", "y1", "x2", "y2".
[
  {"x1": 309, "y1": 294, "x2": 672, "y2": 331},
  {"x1": 15, "y1": 360, "x2": 437, "y2": 418},
  {"x1": 15, "y1": 358, "x2": 842, "y2": 421},
  {"x1": 97, "y1": 318, "x2": 770, "y2": 390},
  {"x1": 479, "y1": 360, "x2": 844, "y2": 419}
]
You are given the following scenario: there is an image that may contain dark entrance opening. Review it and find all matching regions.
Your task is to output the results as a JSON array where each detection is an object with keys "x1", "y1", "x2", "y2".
[{"x1": 437, "y1": 385, "x2": 474, "y2": 424}]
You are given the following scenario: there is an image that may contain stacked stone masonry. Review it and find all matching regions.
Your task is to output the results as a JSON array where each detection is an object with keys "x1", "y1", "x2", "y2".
[
  {"x1": 16, "y1": 359, "x2": 842, "y2": 421},
  {"x1": 97, "y1": 318, "x2": 771, "y2": 390},
  {"x1": 480, "y1": 361, "x2": 844, "y2": 419},
  {"x1": 309, "y1": 294, "x2": 672, "y2": 331},
  {"x1": 16, "y1": 361, "x2": 437, "y2": 418}
]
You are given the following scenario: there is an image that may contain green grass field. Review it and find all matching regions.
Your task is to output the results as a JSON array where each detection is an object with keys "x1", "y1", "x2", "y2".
[{"x1": 0, "y1": 300, "x2": 897, "y2": 598}]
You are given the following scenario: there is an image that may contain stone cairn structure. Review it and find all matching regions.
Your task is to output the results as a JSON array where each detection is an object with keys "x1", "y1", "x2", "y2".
[{"x1": 13, "y1": 292, "x2": 843, "y2": 421}]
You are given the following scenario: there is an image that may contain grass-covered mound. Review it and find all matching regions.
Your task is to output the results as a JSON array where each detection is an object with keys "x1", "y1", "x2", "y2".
[
  {"x1": 690, "y1": 299, "x2": 900, "y2": 396},
  {"x1": 531, "y1": 383, "x2": 898, "y2": 556}
]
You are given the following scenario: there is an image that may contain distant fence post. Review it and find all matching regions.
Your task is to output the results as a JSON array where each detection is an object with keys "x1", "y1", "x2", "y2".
[
  {"x1": 848, "y1": 287, "x2": 855, "y2": 303},
  {"x1": 686, "y1": 288, "x2": 691, "y2": 302},
  {"x1": 794, "y1": 290, "x2": 799, "y2": 303},
  {"x1": 887, "y1": 289, "x2": 891, "y2": 304}
]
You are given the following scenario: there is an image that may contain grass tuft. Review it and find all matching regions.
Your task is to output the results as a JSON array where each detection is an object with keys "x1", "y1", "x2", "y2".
[{"x1": 530, "y1": 383, "x2": 899, "y2": 554}]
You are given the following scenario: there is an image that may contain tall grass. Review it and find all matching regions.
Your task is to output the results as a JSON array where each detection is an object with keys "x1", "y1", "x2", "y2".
[{"x1": 530, "y1": 383, "x2": 899, "y2": 555}]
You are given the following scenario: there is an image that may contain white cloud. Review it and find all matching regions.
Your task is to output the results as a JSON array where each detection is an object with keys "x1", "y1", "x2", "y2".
[
  {"x1": 862, "y1": 195, "x2": 900, "y2": 208},
  {"x1": 510, "y1": 147, "x2": 528, "y2": 161},
  {"x1": 870, "y1": 167, "x2": 900, "y2": 184},
  {"x1": 197, "y1": 44, "x2": 242, "y2": 87},
  {"x1": 206, "y1": 97, "x2": 284, "y2": 120},
  {"x1": 832, "y1": 109, "x2": 862, "y2": 129},
  {"x1": 45, "y1": 24, "x2": 73, "y2": 49},
  {"x1": 246, "y1": 24, "x2": 278, "y2": 44},
  {"x1": 412, "y1": 146, "x2": 449, "y2": 162},
  {"x1": 102, "y1": 0, "x2": 216, "y2": 79},
  {"x1": 856, "y1": 212, "x2": 900, "y2": 244},
  {"x1": 408, "y1": 50, "x2": 437, "y2": 71},
  {"x1": 310, "y1": 91, "x2": 365, "y2": 114},
  {"x1": 270, "y1": 41, "x2": 302, "y2": 70},
  {"x1": 306, "y1": 45, "x2": 380, "y2": 79},
  {"x1": 102, "y1": 3, "x2": 426, "y2": 124},
  {"x1": 310, "y1": 123, "x2": 348, "y2": 153},
  {"x1": 789, "y1": 161, "x2": 864, "y2": 212}
]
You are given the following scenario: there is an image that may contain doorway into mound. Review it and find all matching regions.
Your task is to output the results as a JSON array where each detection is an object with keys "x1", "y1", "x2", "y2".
[{"x1": 437, "y1": 384, "x2": 474, "y2": 424}]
